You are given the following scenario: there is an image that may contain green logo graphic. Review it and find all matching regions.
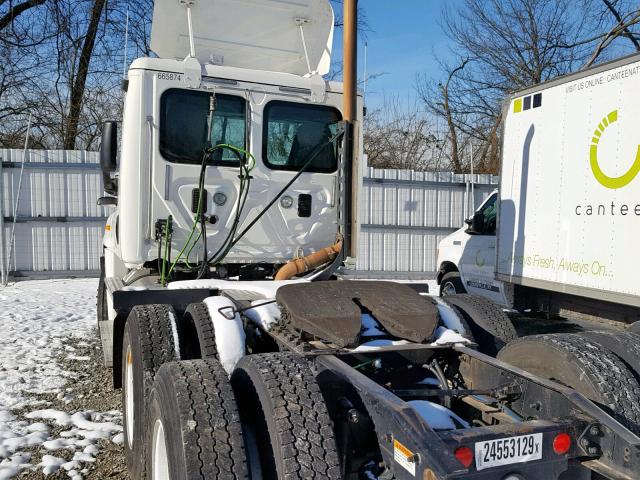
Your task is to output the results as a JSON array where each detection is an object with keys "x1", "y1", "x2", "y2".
[
  {"x1": 590, "y1": 110, "x2": 640, "y2": 189},
  {"x1": 475, "y1": 249, "x2": 485, "y2": 268}
]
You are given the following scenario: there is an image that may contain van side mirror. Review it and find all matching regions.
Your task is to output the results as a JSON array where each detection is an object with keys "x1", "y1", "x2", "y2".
[
  {"x1": 97, "y1": 196, "x2": 117, "y2": 207},
  {"x1": 470, "y1": 212, "x2": 485, "y2": 234},
  {"x1": 100, "y1": 121, "x2": 118, "y2": 196}
]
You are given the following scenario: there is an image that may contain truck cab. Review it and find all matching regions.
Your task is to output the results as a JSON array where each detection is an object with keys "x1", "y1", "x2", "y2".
[
  {"x1": 436, "y1": 190, "x2": 511, "y2": 306},
  {"x1": 98, "y1": 0, "x2": 363, "y2": 366}
]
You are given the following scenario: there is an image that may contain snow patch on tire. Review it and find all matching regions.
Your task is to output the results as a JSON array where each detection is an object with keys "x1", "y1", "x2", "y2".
[{"x1": 202, "y1": 296, "x2": 246, "y2": 375}]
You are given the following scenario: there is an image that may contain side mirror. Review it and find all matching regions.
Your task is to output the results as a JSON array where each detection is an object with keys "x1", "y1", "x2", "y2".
[
  {"x1": 470, "y1": 212, "x2": 485, "y2": 234},
  {"x1": 100, "y1": 121, "x2": 118, "y2": 196},
  {"x1": 97, "y1": 196, "x2": 117, "y2": 207}
]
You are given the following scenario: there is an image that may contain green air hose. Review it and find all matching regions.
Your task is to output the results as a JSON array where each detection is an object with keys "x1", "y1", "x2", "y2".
[
  {"x1": 167, "y1": 144, "x2": 256, "y2": 279},
  {"x1": 167, "y1": 190, "x2": 203, "y2": 277},
  {"x1": 159, "y1": 215, "x2": 173, "y2": 286}
]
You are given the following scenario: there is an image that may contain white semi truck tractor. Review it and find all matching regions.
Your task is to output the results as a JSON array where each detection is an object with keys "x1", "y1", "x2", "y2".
[
  {"x1": 437, "y1": 53, "x2": 640, "y2": 330},
  {"x1": 97, "y1": 1, "x2": 640, "y2": 479}
]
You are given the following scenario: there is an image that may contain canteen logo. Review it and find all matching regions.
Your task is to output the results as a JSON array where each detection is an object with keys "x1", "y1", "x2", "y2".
[{"x1": 590, "y1": 110, "x2": 640, "y2": 189}]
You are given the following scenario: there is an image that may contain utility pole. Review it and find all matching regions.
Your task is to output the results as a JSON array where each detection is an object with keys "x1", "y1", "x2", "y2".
[{"x1": 343, "y1": 0, "x2": 358, "y2": 258}]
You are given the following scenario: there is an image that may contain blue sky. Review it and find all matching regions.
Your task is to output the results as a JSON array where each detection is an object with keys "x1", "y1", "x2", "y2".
[{"x1": 332, "y1": 0, "x2": 458, "y2": 110}]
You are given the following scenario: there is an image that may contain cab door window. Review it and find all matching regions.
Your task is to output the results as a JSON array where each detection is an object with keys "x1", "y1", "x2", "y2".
[
  {"x1": 263, "y1": 101, "x2": 341, "y2": 173},
  {"x1": 159, "y1": 89, "x2": 246, "y2": 165}
]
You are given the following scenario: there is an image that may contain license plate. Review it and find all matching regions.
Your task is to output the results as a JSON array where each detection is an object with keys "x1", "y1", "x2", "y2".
[{"x1": 475, "y1": 433, "x2": 543, "y2": 471}]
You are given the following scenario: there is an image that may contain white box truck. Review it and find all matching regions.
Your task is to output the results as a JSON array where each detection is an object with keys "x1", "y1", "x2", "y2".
[{"x1": 437, "y1": 53, "x2": 640, "y2": 327}]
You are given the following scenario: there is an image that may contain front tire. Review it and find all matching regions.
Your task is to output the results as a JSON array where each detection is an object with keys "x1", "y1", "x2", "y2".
[
  {"x1": 439, "y1": 272, "x2": 466, "y2": 296},
  {"x1": 122, "y1": 305, "x2": 179, "y2": 479},
  {"x1": 146, "y1": 360, "x2": 248, "y2": 480}
]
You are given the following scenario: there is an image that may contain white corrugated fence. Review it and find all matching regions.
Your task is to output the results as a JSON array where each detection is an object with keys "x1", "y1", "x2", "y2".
[
  {"x1": 356, "y1": 166, "x2": 498, "y2": 277},
  {"x1": 0, "y1": 149, "x2": 498, "y2": 280},
  {"x1": 0, "y1": 149, "x2": 107, "y2": 279}
]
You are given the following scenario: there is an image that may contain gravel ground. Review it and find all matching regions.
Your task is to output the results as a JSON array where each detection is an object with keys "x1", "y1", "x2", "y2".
[{"x1": 11, "y1": 333, "x2": 128, "y2": 479}]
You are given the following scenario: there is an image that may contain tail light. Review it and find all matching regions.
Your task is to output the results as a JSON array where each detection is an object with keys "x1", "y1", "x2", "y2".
[
  {"x1": 553, "y1": 433, "x2": 571, "y2": 455},
  {"x1": 454, "y1": 446, "x2": 473, "y2": 468}
]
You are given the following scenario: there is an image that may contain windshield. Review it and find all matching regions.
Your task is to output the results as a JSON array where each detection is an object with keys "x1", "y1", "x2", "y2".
[{"x1": 479, "y1": 193, "x2": 498, "y2": 234}]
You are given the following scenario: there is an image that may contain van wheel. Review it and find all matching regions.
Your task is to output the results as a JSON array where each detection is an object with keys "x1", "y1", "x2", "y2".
[
  {"x1": 122, "y1": 305, "x2": 180, "y2": 479},
  {"x1": 146, "y1": 360, "x2": 248, "y2": 479},
  {"x1": 179, "y1": 303, "x2": 218, "y2": 360},
  {"x1": 498, "y1": 333, "x2": 640, "y2": 435},
  {"x1": 231, "y1": 352, "x2": 341, "y2": 480},
  {"x1": 443, "y1": 294, "x2": 517, "y2": 356},
  {"x1": 439, "y1": 272, "x2": 466, "y2": 296}
]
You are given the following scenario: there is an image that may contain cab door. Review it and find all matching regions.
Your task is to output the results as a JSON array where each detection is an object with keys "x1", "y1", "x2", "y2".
[{"x1": 458, "y1": 192, "x2": 508, "y2": 305}]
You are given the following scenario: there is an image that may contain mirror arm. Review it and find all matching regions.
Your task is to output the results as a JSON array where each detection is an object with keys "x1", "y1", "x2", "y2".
[{"x1": 102, "y1": 172, "x2": 118, "y2": 196}]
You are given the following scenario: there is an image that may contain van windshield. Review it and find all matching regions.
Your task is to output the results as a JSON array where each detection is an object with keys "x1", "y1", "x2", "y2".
[
  {"x1": 480, "y1": 193, "x2": 498, "y2": 234},
  {"x1": 159, "y1": 89, "x2": 246, "y2": 165}
]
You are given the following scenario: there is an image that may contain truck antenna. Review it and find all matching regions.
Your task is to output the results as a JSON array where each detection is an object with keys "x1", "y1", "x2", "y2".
[
  {"x1": 122, "y1": 8, "x2": 129, "y2": 80},
  {"x1": 363, "y1": 41, "x2": 368, "y2": 104}
]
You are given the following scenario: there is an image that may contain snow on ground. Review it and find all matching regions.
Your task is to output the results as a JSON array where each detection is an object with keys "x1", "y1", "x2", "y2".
[{"x1": 0, "y1": 279, "x2": 122, "y2": 479}]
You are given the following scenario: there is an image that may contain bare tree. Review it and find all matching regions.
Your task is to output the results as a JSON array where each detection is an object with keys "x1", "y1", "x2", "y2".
[
  {"x1": 584, "y1": 2, "x2": 640, "y2": 67},
  {"x1": 435, "y1": 60, "x2": 468, "y2": 173},
  {"x1": 418, "y1": 0, "x2": 640, "y2": 174},
  {"x1": 364, "y1": 97, "x2": 444, "y2": 171},
  {"x1": 62, "y1": 0, "x2": 107, "y2": 149}
]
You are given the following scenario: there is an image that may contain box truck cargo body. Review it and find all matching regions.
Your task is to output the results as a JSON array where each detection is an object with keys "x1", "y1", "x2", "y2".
[{"x1": 438, "y1": 53, "x2": 640, "y2": 324}]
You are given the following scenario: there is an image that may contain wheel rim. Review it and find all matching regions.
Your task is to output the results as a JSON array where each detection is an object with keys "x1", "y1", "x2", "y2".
[
  {"x1": 152, "y1": 419, "x2": 170, "y2": 480},
  {"x1": 125, "y1": 346, "x2": 135, "y2": 447},
  {"x1": 441, "y1": 282, "x2": 458, "y2": 296}
]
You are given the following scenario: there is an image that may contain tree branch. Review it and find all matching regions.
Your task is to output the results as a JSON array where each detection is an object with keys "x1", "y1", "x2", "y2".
[
  {"x1": 0, "y1": 0, "x2": 45, "y2": 31},
  {"x1": 602, "y1": 0, "x2": 640, "y2": 50}
]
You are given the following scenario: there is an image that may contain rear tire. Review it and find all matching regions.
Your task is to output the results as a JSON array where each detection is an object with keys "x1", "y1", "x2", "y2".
[
  {"x1": 122, "y1": 305, "x2": 180, "y2": 479},
  {"x1": 439, "y1": 272, "x2": 466, "y2": 296},
  {"x1": 498, "y1": 333, "x2": 640, "y2": 435},
  {"x1": 578, "y1": 330, "x2": 640, "y2": 383},
  {"x1": 443, "y1": 294, "x2": 517, "y2": 356},
  {"x1": 231, "y1": 352, "x2": 341, "y2": 480},
  {"x1": 146, "y1": 360, "x2": 248, "y2": 480},
  {"x1": 179, "y1": 302, "x2": 218, "y2": 360}
]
